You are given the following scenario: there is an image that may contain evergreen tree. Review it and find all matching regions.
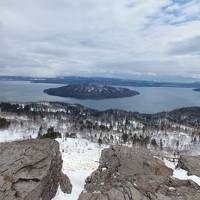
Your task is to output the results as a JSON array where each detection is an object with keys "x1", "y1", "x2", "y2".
[
  {"x1": 122, "y1": 133, "x2": 128, "y2": 143},
  {"x1": 98, "y1": 138, "x2": 103, "y2": 146},
  {"x1": 151, "y1": 139, "x2": 157, "y2": 148}
]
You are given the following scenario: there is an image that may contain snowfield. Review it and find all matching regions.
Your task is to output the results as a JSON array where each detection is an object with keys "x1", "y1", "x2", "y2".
[{"x1": 53, "y1": 138, "x2": 106, "y2": 200}]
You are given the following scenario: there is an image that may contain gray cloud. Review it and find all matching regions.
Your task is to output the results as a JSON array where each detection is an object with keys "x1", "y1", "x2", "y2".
[
  {"x1": 0, "y1": 0, "x2": 200, "y2": 78},
  {"x1": 169, "y1": 36, "x2": 200, "y2": 55}
]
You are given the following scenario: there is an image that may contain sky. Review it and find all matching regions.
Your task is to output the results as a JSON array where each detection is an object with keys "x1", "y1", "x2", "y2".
[{"x1": 0, "y1": 0, "x2": 200, "y2": 80}]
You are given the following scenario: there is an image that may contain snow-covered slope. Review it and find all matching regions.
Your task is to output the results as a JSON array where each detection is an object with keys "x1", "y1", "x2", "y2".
[{"x1": 53, "y1": 138, "x2": 106, "y2": 200}]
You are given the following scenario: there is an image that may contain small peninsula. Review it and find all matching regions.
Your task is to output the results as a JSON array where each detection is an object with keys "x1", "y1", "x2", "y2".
[
  {"x1": 44, "y1": 84, "x2": 139, "y2": 99},
  {"x1": 194, "y1": 88, "x2": 200, "y2": 92}
]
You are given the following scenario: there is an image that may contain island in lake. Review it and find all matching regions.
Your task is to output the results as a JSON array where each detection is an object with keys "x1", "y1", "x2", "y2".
[
  {"x1": 44, "y1": 84, "x2": 140, "y2": 99},
  {"x1": 194, "y1": 88, "x2": 200, "y2": 92}
]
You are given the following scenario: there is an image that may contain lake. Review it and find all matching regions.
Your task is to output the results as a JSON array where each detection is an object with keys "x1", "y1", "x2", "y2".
[{"x1": 0, "y1": 80, "x2": 200, "y2": 113}]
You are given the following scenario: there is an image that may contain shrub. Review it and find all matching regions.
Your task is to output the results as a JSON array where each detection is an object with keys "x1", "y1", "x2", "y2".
[
  {"x1": 122, "y1": 133, "x2": 128, "y2": 143},
  {"x1": 38, "y1": 127, "x2": 61, "y2": 139},
  {"x1": 0, "y1": 117, "x2": 10, "y2": 129}
]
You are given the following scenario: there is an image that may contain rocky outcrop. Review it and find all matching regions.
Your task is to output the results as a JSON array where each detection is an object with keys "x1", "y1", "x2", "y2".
[
  {"x1": 78, "y1": 146, "x2": 200, "y2": 200},
  {"x1": 177, "y1": 155, "x2": 200, "y2": 177},
  {"x1": 59, "y1": 172, "x2": 72, "y2": 194},
  {"x1": 0, "y1": 139, "x2": 72, "y2": 200}
]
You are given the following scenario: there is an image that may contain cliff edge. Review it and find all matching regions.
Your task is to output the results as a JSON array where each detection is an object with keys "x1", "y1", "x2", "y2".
[{"x1": 0, "y1": 139, "x2": 72, "y2": 200}]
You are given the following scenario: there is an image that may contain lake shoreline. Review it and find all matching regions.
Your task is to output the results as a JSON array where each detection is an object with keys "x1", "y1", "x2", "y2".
[{"x1": 1, "y1": 80, "x2": 200, "y2": 113}]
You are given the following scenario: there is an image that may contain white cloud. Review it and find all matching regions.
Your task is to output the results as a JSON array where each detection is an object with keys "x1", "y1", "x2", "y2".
[{"x1": 0, "y1": 0, "x2": 200, "y2": 78}]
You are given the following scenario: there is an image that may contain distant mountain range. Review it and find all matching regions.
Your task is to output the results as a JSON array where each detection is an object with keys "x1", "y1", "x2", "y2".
[
  {"x1": 0, "y1": 76, "x2": 35, "y2": 81},
  {"x1": 1, "y1": 75, "x2": 200, "y2": 88}
]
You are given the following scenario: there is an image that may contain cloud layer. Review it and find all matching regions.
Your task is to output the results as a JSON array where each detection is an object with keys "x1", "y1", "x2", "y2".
[{"x1": 0, "y1": 0, "x2": 200, "y2": 79}]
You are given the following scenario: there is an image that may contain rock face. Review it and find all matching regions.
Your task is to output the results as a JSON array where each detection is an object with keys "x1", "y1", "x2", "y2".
[
  {"x1": 178, "y1": 155, "x2": 200, "y2": 177},
  {"x1": 78, "y1": 146, "x2": 200, "y2": 200},
  {"x1": 0, "y1": 139, "x2": 72, "y2": 200}
]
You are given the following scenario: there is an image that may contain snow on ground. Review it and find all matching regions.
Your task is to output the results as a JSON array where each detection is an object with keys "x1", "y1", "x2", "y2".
[
  {"x1": 0, "y1": 130, "x2": 21, "y2": 142},
  {"x1": 163, "y1": 158, "x2": 200, "y2": 186},
  {"x1": 163, "y1": 158, "x2": 176, "y2": 170},
  {"x1": 0, "y1": 129, "x2": 35, "y2": 142},
  {"x1": 173, "y1": 168, "x2": 200, "y2": 186},
  {"x1": 53, "y1": 170, "x2": 91, "y2": 200},
  {"x1": 53, "y1": 138, "x2": 107, "y2": 200}
]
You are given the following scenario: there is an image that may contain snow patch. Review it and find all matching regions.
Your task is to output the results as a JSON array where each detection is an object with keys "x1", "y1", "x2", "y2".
[
  {"x1": 53, "y1": 138, "x2": 107, "y2": 199},
  {"x1": 163, "y1": 158, "x2": 200, "y2": 186},
  {"x1": 173, "y1": 168, "x2": 200, "y2": 186}
]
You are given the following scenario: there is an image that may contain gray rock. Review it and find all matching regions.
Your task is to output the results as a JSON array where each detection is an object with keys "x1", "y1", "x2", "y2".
[
  {"x1": 177, "y1": 155, "x2": 200, "y2": 177},
  {"x1": 59, "y1": 172, "x2": 72, "y2": 194},
  {"x1": 99, "y1": 145, "x2": 173, "y2": 177},
  {"x1": 0, "y1": 139, "x2": 72, "y2": 200},
  {"x1": 78, "y1": 146, "x2": 200, "y2": 200}
]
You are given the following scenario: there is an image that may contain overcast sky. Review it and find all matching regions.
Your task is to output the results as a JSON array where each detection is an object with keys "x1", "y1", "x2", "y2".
[{"x1": 0, "y1": 0, "x2": 200, "y2": 80}]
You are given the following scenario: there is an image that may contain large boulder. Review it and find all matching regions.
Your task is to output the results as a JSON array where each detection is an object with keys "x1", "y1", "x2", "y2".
[
  {"x1": 0, "y1": 139, "x2": 72, "y2": 200},
  {"x1": 78, "y1": 146, "x2": 200, "y2": 200},
  {"x1": 177, "y1": 155, "x2": 200, "y2": 177},
  {"x1": 99, "y1": 145, "x2": 173, "y2": 177}
]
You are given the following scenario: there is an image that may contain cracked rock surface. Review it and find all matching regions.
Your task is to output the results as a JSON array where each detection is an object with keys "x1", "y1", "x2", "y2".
[
  {"x1": 0, "y1": 139, "x2": 72, "y2": 200},
  {"x1": 78, "y1": 146, "x2": 200, "y2": 200}
]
